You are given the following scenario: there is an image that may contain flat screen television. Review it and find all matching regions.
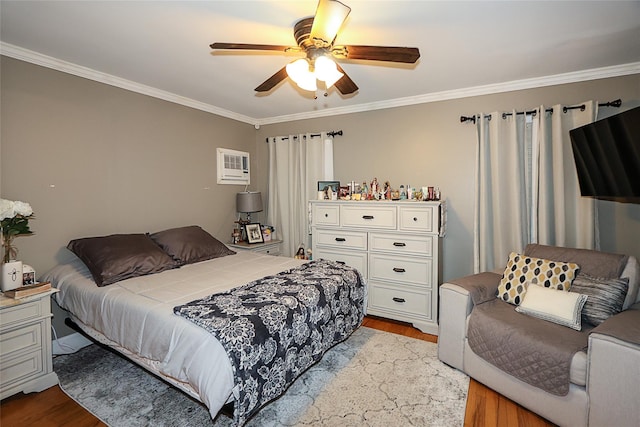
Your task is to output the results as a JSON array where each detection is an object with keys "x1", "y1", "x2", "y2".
[{"x1": 569, "y1": 106, "x2": 640, "y2": 202}]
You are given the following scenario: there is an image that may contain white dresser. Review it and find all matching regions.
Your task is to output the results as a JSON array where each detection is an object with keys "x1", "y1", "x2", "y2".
[
  {"x1": 310, "y1": 200, "x2": 444, "y2": 334},
  {"x1": 0, "y1": 290, "x2": 59, "y2": 399}
]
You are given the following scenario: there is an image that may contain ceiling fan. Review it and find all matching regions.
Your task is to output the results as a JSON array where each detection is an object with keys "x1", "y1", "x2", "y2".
[{"x1": 210, "y1": 0, "x2": 420, "y2": 95}]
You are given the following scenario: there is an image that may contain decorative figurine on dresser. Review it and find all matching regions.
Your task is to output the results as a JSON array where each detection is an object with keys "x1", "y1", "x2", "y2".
[{"x1": 310, "y1": 198, "x2": 445, "y2": 334}]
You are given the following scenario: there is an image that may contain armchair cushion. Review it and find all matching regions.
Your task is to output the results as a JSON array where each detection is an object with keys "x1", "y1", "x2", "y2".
[
  {"x1": 570, "y1": 274, "x2": 629, "y2": 326},
  {"x1": 515, "y1": 284, "x2": 588, "y2": 330},
  {"x1": 497, "y1": 252, "x2": 580, "y2": 305}
]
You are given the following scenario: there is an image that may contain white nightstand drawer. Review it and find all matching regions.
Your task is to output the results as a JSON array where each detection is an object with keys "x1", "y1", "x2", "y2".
[
  {"x1": 0, "y1": 350, "x2": 44, "y2": 388},
  {"x1": 0, "y1": 300, "x2": 43, "y2": 331},
  {"x1": 368, "y1": 283, "x2": 432, "y2": 319},
  {"x1": 369, "y1": 254, "x2": 432, "y2": 286},
  {"x1": 0, "y1": 323, "x2": 41, "y2": 359},
  {"x1": 313, "y1": 204, "x2": 340, "y2": 226},
  {"x1": 315, "y1": 229, "x2": 367, "y2": 250},
  {"x1": 398, "y1": 205, "x2": 438, "y2": 233},
  {"x1": 250, "y1": 244, "x2": 281, "y2": 256},
  {"x1": 369, "y1": 233, "x2": 434, "y2": 256},
  {"x1": 314, "y1": 248, "x2": 368, "y2": 278},
  {"x1": 341, "y1": 205, "x2": 396, "y2": 229}
]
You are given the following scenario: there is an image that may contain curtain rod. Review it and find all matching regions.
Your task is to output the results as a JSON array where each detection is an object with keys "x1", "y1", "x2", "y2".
[
  {"x1": 460, "y1": 99, "x2": 622, "y2": 124},
  {"x1": 265, "y1": 130, "x2": 343, "y2": 143}
]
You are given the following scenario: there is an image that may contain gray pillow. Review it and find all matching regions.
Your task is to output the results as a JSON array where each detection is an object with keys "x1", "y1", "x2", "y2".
[
  {"x1": 149, "y1": 225, "x2": 235, "y2": 266},
  {"x1": 67, "y1": 234, "x2": 177, "y2": 286},
  {"x1": 570, "y1": 274, "x2": 629, "y2": 326}
]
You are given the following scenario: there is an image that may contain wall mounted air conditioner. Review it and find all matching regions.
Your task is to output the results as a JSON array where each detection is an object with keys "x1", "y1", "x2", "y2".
[{"x1": 217, "y1": 148, "x2": 250, "y2": 185}]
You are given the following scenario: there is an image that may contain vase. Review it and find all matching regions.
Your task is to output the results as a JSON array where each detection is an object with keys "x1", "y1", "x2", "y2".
[{"x1": 1, "y1": 260, "x2": 23, "y2": 292}]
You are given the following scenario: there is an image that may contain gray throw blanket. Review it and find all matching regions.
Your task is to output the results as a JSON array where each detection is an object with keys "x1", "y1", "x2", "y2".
[
  {"x1": 174, "y1": 260, "x2": 366, "y2": 426},
  {"x1": 467, "y1": 299, "x2": 591, "y2": 396}
]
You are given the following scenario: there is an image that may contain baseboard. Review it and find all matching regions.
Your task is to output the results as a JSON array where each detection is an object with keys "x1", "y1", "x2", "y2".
[{"x1": 53, "y1": 332, "x2": 93, "y2": 355}]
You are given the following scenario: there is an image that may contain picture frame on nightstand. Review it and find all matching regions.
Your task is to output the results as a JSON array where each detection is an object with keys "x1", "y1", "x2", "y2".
[{"x1": 245, "y1": 223, "x2": 264, "y2": 244}]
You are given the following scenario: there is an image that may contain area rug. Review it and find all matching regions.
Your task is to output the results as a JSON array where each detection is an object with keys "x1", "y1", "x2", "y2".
[{"x1": 54, "y1": 327, "x2": 469, "y2": 426}]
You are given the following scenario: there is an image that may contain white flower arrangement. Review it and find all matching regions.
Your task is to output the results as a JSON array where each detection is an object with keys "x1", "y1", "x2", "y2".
[{"x1": 1, "y1": 199, "x2": 35, "y2": 263}]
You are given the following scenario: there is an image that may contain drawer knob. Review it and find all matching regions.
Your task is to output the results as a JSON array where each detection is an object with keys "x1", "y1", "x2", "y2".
[
  {"x1": 335, "y1": 237, "x2": 346, "y2": 242},
  {"x1": 413, "y1": 217, "x2": 418, "y2": 221},
  {"x1": 393, "y1": 267, "x2": 406, "y2": 273},
  {"x1": 392, "y1": 297, "x2": 406, "y2": 303},
  {"x1": 393, "y1": 242, "x2": 406, "y2": 247},
  {"x1": 325, "y1": 213, "x2": 328, "y2": 217},
  {"x1": 362, "y1": 215, "x2": 374, "y2": 220}
]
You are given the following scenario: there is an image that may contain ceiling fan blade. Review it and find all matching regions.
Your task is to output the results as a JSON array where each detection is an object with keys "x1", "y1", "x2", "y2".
[
  {"x1": 255, "y1": 66, "x2": 289, "y2": 92},
  {"x1": 310, "y1": 0, "x2": 351, "y2": 47},
  {"x1": 333, "y1": 63, "x2": 358, "y2": 95},
  {"x1": 210, "y1": 42, "x2": 293, "y2": 52},
  {"x1": 337, "y1": 45, "x2": 420, "y2": 63}
]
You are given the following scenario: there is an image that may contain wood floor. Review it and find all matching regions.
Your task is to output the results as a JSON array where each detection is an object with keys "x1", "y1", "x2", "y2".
[{"x1": 1, "y1": 315, "x2": 554, "y2": 427}]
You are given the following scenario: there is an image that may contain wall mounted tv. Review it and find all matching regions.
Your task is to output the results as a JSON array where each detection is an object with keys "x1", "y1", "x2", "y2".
[{"x1": 569, "y1": 106, "x2": 640, "y2": 202}]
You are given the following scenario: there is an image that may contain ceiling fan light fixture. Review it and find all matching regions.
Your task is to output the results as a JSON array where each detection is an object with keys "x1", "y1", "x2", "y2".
[
  {"x1": 286, "y1": 58, "x2": 317, "y2": 91},
  {"x1": 314, "y1": 55, "x2": 344, "y2": 88}
]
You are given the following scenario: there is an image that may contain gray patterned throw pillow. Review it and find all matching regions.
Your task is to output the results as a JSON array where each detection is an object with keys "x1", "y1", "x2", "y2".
[{"x1": 570, "y1": 274, "x2": 629, "y2": 326}]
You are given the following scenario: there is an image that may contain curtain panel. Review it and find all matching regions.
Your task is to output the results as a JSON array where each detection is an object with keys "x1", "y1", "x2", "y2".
[
  {"x1": 267, "y1": 133, "x2": 334, "y2": 257},
  {"x1": 474, "y1": 101, "x2": 598, "y2": 273}
]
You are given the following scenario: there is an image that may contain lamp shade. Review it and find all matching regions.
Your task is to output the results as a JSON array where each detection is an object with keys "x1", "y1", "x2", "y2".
[
  {"x1": 314, "y1": 56, "x2": 343, "y2": 89},
  {"x1": 286, "y1": 58, "x2": 317, "y2": 91},
  {"x1": 236, "y1": 191, "x2": 263, "y2": 213}
]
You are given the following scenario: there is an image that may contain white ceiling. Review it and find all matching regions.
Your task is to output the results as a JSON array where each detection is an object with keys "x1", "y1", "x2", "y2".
[{"x1": 1, "y1": 1, "x2": 639, "y2": 125}]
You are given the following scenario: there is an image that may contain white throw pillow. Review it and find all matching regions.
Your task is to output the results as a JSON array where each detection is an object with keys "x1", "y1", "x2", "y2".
[{"x1": 515, "y1": 284, "x2": 588, "y2": 330}]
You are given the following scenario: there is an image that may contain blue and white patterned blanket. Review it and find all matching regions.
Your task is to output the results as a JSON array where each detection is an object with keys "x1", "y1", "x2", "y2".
[{"x1": 173, "y1": 259, "x2": 366, "y2": 426}]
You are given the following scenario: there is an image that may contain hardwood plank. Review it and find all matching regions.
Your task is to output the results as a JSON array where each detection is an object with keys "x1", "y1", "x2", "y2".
[
  {"x1": 1, "y1": 315, "x2": 555, "y2": 427},
  {"x1": 0, "y1": 385, "x2": 106, "y2": 427}
]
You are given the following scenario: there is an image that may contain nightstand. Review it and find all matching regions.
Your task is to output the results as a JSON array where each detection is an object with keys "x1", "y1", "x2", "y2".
[
  {"x1": 227, "y1": 239, "x2": 283, "y2": 256},
  {"x1": 0, "y1": 289, "x2": 59, "y2": 399}
]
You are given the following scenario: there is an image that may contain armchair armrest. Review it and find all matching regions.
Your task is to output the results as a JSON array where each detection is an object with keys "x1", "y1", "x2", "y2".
[
  {"x1": 438, "y1": 272, "x2": 501, "y2": 370},
  {"x1": 587, "y1": 306, "x2": 640, "y2": 426}
]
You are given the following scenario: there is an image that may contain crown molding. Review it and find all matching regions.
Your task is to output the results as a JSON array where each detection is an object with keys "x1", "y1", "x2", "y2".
[
  {"x1": 2, "y1": 42, "x2": 638, "y2": 126},
  {"x1": 0, "y1": 42, "x2": 256, "y2": 125},
  {"x1": 257, "y1": 62, "x2": 640, "y2": 125}
]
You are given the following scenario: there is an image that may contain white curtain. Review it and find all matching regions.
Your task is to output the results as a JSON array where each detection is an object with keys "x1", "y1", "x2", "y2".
[
  {"x1": 535, "y1": 101, "x2": 599, "y2": 249},
  {"x1": 474, "y1": 111, "x2": 531, "y2": 273},
  {"x1": 267, "y1": 133, "x2": 334, "y2": 257},
  {"x1": 474, "y1": 101, "x2": 598, "y2": 273}
]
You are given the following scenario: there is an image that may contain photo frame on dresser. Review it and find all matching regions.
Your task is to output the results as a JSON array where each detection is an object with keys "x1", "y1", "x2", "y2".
[
  {"x1": 245, "y1": 223, "x2": 264, "y2": 244},
  {"x1": 317, "y1": 181, "x2": 340, "y2": 193}
]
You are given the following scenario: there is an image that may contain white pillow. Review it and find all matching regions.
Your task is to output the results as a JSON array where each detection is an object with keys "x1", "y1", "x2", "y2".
[{"x1": 515, "y1": 284, "x2": 588, "y2": 330}]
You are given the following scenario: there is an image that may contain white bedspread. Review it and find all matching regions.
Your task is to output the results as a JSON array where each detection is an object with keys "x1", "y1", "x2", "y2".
[{"x1": 44, "y1": 251, "x2": 306, "y2": 420}]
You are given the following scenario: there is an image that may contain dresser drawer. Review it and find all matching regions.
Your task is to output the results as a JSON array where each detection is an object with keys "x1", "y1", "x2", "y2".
[
  {"x1": 313, "y1": 204, "x2": 340, "y2": 226},
  {"x1": 398, "y1": 205, "x2": 439, "y2": 233},
  {"x1": 368, "y1": 283, "x2": 432, "y2": 320},
  {"x1": 341, "y1": 205, "x2": 396, "y2": 230},
  {"x1": 369, "y1": 254, "x2": 432, "y2": 287},
  {"x1": 0, "y1": 350, "x2": 44, "y2": 388},
  {"x1": 369, "y1": 233, "x2": 434, "y2": 256},
  {"x1": 0, "y1": 300, "x2": 43, "y2": 331},
  {"x1": 314, "y1": 248, "x2": 368, "y2": 278},
  {"x1": 0, "y1": 323, "x2": 42, "y2": 360},
  {"x1": 315, "y1": 229, "x2": 367, "y2": 250}
]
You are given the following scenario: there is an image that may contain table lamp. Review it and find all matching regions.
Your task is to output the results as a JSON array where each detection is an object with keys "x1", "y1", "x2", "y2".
[{"x1": 236, "y1": 191, "x2": 263, "y2": 241}]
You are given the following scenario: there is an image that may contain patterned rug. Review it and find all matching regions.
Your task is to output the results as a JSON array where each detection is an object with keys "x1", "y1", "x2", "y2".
[{"x1": 54, "y1": 327, "x2": 469, "y2": 426}]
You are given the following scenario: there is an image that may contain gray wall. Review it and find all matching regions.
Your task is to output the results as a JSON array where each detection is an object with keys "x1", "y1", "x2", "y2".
[
  {"x1": 1, "y1": 57, "x2": 257, "y2": 336},
  {"x1": 256, "y1": 74, "x2": 640, "y2": 282},
  {"x1": 2, "y1": 55, "x2": 639, "y2": 337}
]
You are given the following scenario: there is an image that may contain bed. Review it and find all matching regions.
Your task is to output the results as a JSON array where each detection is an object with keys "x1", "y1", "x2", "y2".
[{"x1": 43, "y1": 226, "x2": 366, "y2": 425}]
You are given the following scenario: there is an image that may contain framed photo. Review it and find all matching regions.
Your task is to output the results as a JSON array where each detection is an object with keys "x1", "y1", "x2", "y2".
[
  {"x1": 317, "y1": 181, "x2": 340, "y2": 193},
  {"x1": 245, "y1": 223, "x2": 264, "y2": 244}
]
